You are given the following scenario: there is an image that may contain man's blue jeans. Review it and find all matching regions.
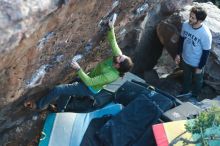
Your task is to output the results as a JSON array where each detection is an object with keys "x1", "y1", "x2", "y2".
[
  {"x1": 182, "y1": 61, "x2": 204, "y2": 97},
  {"x1": 36, "y1": 82, "x2": 96, "y2": 110}
]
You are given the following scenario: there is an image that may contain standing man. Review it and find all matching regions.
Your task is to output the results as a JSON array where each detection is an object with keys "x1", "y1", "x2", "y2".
[
  {"x1": 24, "y1": 14, "x2": 133, "y2": 111},
  {"x1": 175, "y1": 6, "x2": 212, "y2": 98}
]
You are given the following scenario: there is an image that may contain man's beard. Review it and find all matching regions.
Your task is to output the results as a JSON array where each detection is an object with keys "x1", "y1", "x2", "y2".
[{"x1": 189, "y1": 20, "x2": 197, "y2": 26}]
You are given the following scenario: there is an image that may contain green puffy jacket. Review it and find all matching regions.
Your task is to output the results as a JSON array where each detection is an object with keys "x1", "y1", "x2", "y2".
[{"x1": 77, "y1": 27, "x2": 122, "y2": 92}]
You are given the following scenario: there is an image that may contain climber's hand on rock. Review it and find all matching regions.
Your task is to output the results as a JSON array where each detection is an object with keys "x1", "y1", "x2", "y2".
[
  {"x1": 71, "y1": 61, "x2": 81, "y2": 71},
  {"x1": 109, "y1": 13, "x2": 117, "y2": 28}
]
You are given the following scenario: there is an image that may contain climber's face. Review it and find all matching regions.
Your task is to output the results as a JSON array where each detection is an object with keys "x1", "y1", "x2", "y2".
[
  {"x1": 189, "y1": 12, "x2": 197, "y2": 25},
  {"x1": 189, "y1": 12, "x2": 203, "y2": 29},
  {"x1": 113, "y1": 55, "x2": 128, "y2": 68}
]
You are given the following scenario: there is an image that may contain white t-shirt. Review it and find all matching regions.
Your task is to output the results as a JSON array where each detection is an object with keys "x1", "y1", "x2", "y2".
[{"x1": 181, "y1": 21, "x2": 212, "y2": 67}]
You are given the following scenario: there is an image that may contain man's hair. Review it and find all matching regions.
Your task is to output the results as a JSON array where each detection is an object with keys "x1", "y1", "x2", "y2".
[
  {"x1": 190, "y1": 6, "x2": 207, "y2": 21},
  {"x1": 118, "y1": 57, "x2": 133, "y2": 77}
]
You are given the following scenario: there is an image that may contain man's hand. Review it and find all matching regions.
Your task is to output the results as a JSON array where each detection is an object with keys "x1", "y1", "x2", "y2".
[
  {"x1": 175, "y1": 55, "x2": 181, "y2": 65},
  {"x1": 195, "y1": 68, "x2": 202, "y2": 74},
  {"x1": 71, "y1": 61, "x2": 81, "y2": 71},
  {"x1": 109, "y1": 13, "x2": 117, "y2": 28}
]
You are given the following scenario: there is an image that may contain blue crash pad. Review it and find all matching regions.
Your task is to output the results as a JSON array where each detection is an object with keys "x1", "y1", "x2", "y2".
[{"x1": 38, "y1": 103, "x2": 123, "y2": 146}]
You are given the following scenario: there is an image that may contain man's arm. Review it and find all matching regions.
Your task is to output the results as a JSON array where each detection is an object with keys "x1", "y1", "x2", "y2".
[
  {"x1": 107, "y1": 27, "x2": 122, "y2": 56},
  {"x1": 175, "y1": 36, "x2": 184, "y2": 64},
  {"x1": 198, "y1": 50, "x2": 210, "y2": 69},
  {"x1": 197, "y1": 27, "x2": 212, "y2": 72},
  {"x1": 175, "y1": 22, "x2": 185, "y2": 65},
  {"x1": 71, "y1": 59, "x2": 118, "y2": 87},
  {"x1": 107, "y1": 14, "x2": 122, "y2": 56},
  {"x1": 77, "y1": 69, "x2": 118, "y2": 86},
  {"x1": 177, "y1": 36, "x2": 184, "y2": 55}
]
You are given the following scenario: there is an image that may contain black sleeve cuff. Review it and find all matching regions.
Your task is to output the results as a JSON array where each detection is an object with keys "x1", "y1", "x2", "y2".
[
  {"x1": 177, "y1": 36, "x2": 184, "y2": 55},
  {"x1": 198, "y1": 50, "x2": 210, "y2": 69}
]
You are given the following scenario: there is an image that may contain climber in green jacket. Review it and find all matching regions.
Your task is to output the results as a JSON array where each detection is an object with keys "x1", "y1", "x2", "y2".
[{"x1": 24, "y1": 13, "x2": 133, "y2": 111}]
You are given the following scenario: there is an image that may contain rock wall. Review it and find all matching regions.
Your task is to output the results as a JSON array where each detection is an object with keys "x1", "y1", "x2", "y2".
[
  {"x1": 0, "y1": 0, "x2": 193, "y2": 145},
  {"x1": 0, "y1": 0, "x2": 114, "y2": 145},
  {"x1": 0, "y1": 0, "x2": 61, "y2": 54}
]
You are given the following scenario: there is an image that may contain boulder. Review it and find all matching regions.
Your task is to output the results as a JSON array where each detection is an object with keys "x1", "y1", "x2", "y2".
[{"x1": 0, "y1": 0, "x2": 193, "y2": 145}]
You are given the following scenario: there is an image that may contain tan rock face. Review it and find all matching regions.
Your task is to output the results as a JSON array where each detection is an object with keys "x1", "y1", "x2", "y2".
[
  {"x1": 0, "y1": 0, "x2": 60, "y2": 53},
  {"x1": 0, "y1": 0, "x2": 148, "y2": 144},
  {"x1": 0, "y1": 0, "x2": 114, "y2": 144},
  {"x1": 0, "y1": 0, "x2": 194, "y2": 145}
]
